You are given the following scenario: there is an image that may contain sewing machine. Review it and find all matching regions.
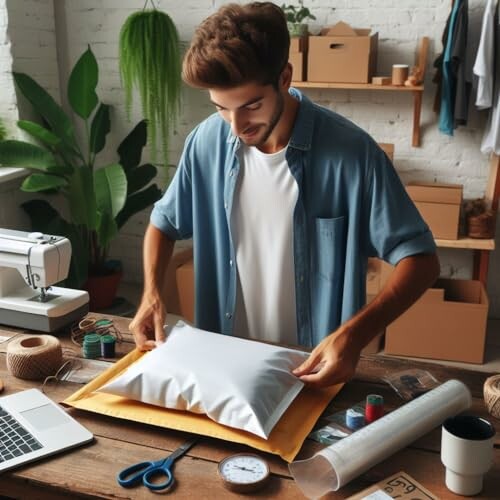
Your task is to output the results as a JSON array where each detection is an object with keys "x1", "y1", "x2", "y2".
[{"x1": 0, "y1": 228, "x2": 89, "y2": 332}]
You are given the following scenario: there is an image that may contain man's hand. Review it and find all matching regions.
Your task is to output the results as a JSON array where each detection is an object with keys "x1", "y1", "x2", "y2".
[
  {"x1": 293, "y1": 328, "x2": 360, "y2": 387},
  {"x1": 129, "y1": 293, "x2": 166, "y2": 351}
]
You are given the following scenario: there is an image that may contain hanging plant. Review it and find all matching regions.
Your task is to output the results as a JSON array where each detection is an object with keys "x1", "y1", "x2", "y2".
[{"x1": 119, "y1": 1, "x2": 181, "y2": 167}]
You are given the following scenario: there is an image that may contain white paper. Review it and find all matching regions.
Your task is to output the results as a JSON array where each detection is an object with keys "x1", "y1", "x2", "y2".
[{"x1": 289, "y1": 380, "x2": 471, "y2": 498}]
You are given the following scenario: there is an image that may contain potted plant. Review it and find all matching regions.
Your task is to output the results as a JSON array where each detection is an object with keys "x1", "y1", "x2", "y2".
[
  {"x1": 281, "y1": 1, "x2": 316, "y2": 37},
  {"x1": 0, "y1": 47, "x2": 162, "y2": 310},
  {"x1": 119, "y1": 5, "x2": 181, "y2": 168}
]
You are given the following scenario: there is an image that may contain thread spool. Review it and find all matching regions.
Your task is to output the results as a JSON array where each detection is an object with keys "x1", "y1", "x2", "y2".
[
  {"x1": 484, "y1": 374, "x2": 500, "y2": 419},
  {"x1": 7, "y1": 335, "x2": 62, "y2": 380},
  {"x1": 365, "y1": 394, "x2": 384, "y2": 423},
  {"x1": 345, "y1": 408, "x2": 365, "y2": 430},
  {"x1": 392, "y1": 64, "x2": 409, "y2": 86}
]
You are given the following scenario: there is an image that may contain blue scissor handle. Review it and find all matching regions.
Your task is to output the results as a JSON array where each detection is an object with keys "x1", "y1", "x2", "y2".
[
  {"x1": 117, "y1": 460, "x2": 158, "y2": 487},
  {"x1": 142, "y1": 458, "x2": 174, "y2": 491}
]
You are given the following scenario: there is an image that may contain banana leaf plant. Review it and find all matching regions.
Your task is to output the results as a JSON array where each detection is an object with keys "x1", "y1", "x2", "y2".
[{"x1": 0, "y1": 46, "x2": 162, "y2": 287}]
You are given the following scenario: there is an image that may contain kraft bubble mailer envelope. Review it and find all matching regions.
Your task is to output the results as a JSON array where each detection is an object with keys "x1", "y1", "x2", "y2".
[{"x1": 64, "y1": 333, "x2": 342, "y2": 463}]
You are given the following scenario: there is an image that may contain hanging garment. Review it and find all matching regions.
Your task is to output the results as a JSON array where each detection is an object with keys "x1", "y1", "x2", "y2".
[
  {"x1": 439, "y1": 0, "x2": 469, "y2": 135},
  {"x1": 480, "y1": 3, "x2": 499, "y2": 155},
  {"x1": 473, "y1": 0, "x2": 497, "y2": 109}
]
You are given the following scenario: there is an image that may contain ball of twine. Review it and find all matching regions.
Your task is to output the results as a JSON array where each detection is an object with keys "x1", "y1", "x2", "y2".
[
  {"x1": 7, "y1": 335, "x2": 62, "y2": 380},
  {"x1": 484, "y1": 374, "x2": 500, "y2": 419}
]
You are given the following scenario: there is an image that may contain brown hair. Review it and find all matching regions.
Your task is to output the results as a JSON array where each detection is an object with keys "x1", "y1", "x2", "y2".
[{"x1": 182, "y1": 2, "x2": 290, "y2": 89}]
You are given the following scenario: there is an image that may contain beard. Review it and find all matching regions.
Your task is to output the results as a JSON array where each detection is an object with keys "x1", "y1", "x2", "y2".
[{"x1": 240, "y1": 91, "x2": 285, "y2": 147}]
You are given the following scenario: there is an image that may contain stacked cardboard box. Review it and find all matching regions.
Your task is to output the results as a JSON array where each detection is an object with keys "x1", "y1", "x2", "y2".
[
  {"x1": 308, "y1": 22, "x2": 378, "y2": 83},
  {"x1": 406, "y1": 183, "x2": 463, "y2": 240},
  {"x1": 289, "y1": 36, "x2": 307, "y2": 82}
]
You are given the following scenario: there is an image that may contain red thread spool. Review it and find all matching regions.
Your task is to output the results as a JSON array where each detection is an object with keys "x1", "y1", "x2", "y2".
[{"x1": 365, "y1": 394, "x2": 384, "y2": 423}]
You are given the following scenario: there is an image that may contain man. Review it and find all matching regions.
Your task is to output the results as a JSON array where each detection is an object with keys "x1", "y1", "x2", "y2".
[{"x1": 129, "y1": 2, "x2": 440, "y2": 387}]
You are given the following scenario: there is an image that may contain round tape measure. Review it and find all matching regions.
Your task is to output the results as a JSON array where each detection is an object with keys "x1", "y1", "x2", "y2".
[{"x1": 218, "y1": 453, "x2": 270, "y2": 493}]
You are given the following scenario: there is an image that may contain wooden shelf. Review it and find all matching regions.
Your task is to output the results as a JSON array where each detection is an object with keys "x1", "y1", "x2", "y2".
[
  {"x1": 291, "y1": 81, "x2": 423, "y2": 92},
  {"x1": 292, "y1": 37, "x2": 430, "y2": 147},
  {"x1": 435, "y1": 237, "x2": 495, "y2": 251},
  {"x1": 292, "y1": 80, "x2": 424, "y2": 147}
]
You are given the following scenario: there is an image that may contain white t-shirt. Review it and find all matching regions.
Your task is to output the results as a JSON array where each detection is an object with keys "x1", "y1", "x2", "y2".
[{"x1": 231, "y1": 144, "x2": 298, "y2": 345}]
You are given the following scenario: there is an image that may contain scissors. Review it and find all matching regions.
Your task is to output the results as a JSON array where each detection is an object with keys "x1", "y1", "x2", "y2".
[{"x1": 117, "y1": 437, "x2": 199, "y2": 491}]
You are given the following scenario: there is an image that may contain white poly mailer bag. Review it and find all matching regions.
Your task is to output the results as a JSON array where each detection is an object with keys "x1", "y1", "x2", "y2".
[{"x1": 99, "y1": 322, "x2": 308, "y2": 438}]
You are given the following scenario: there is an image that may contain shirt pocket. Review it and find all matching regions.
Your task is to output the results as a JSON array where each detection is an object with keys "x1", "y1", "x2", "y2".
[{"x1": 313, "y1": 216, "x2": 347, "y2": 282}]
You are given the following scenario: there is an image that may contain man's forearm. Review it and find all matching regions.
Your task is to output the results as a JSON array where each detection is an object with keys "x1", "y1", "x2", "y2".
[
  {"x1": 142, "y1": 224, "x2": 175, "y2": 296},
  {"x1": 340, "y1": 253, "x2": 440, "y2": 349}
]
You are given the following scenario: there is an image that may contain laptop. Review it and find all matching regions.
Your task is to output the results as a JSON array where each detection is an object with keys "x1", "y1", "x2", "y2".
[{"x1": 0, "y1": 388, "x2": 93, "y2": 473}]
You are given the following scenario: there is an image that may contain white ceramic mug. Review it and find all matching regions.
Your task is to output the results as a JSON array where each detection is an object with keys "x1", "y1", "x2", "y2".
[{"x1": 441, "y1": 415, "x2": 495, "y2": 496}]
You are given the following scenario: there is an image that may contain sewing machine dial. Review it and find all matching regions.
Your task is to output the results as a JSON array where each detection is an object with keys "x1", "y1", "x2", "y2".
[{"x1": 218, "y1": 453, "x2": 270, "y2": 493}]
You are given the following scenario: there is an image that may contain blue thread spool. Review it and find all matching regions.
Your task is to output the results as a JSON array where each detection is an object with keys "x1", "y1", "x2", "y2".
[
  {"x1": 345, "y1": 408, "x2": 365, "y2": 430},
  {"x1": 100, "y1": 334, "x2": 116, "y2": 358}
]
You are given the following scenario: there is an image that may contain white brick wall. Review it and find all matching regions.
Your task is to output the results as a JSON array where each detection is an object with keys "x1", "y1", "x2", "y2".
[{"x1": 1, "y1": 0, "x2": 499, "y2": 314}]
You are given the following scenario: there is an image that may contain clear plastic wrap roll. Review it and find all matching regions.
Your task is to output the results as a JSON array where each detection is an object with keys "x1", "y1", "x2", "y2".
[{"x1": 289, "y1": 379, "x2": 471, "y2": 498}]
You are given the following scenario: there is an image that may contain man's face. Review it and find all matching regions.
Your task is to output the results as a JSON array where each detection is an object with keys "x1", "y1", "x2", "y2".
[{"x1": 209, "y1": 81, "x2": 284, "y2": 148}]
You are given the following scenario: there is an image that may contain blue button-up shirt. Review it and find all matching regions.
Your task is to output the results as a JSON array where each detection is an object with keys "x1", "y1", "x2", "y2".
[{"x1": 151, "y1": 89, "x2": 436, "y2": 347}]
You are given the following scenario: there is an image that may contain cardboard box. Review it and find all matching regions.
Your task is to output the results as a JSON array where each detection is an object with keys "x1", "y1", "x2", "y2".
[
  {"x1": 406, "y1": 183, "x2": 463, "y2": 240},
  {"x1": 307, "y1": 21, "x2": 378, "y2": 83},
  {"x1": 385, "y1": 278, "x2": 489, "y2": 364},
  {"x1": 176, "y1": 260, "x2": 195, "y2": 322},
  {"x1": 163, "y1": 247, "x2": 193, "y2": 316},
  {"x1": 289, "y1": 36, "x2": 307, "y2": 82},
  {"x1": 378, "y1": 143, "x2": 394, "y2": 162}
]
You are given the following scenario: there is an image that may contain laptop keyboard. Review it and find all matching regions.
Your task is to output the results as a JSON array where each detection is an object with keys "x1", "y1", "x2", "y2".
[{"x1": 0, "y1": 405, "x2": 43, "y2": 462}]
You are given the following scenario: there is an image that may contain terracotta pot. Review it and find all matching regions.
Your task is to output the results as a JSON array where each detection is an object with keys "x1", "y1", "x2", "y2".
[{"x1": 84, "y1": 269, "x2": 123, "y2": 311}]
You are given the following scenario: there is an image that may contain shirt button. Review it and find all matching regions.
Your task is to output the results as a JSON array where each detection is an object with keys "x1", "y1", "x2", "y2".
[
  {"x1": 229, "y1": 259, "x2": 233, "y2": 266},
  {"x1": 226, "y1": 312, "x2": 232, "y2": 319},
  {"x1": 300, "y1": 275, "x2": 304, "y2": 282},
  {"x1": 224, "y1": 203, "x2": 228, "y2": 210},
  {"x1": 229, "y1": 170, "x2": 234, "y2": 177}
]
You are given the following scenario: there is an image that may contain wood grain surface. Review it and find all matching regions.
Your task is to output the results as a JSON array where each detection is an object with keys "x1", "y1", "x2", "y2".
[{"x1": 0, "y1": 315, "x2": 498, "y2": 499}]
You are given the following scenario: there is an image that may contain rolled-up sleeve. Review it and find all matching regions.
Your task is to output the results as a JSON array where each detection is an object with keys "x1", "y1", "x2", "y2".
[
  {"x1": 364, "y1": 145, "x2": 436, "y2": 265},
  {"x1": 150, "y1": 132, "x2": 195, "y2": 241}
]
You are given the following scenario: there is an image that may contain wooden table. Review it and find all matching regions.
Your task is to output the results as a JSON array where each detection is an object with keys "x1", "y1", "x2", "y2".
[{"x1": 0, "y1": 315, "x2": 499, "y2": 499}]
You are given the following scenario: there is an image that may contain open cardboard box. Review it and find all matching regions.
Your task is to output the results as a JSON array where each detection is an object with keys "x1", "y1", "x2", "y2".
[
  {"x1": 385, "y1": 278, "x2": 489, "y2": 364},
  {"x1": 406, "y1": 183, "x2": 463, "y2": 240},
  {"x1": 308, "y1": 21, "x2": 378, "y2": 83}
]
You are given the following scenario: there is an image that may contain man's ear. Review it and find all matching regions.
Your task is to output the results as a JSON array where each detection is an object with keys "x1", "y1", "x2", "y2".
[{"x1": 280, "y1": 62, "x2": 293, "y2": 88}]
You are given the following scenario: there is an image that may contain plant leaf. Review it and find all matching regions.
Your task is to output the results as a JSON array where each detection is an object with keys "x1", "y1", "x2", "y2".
[
  {"x1": 117, "y1": 120, "x2": 147, "y2": 171},
  {"x1": 116, "y1": 183, "x2": 162, "y2": 229},
  {"x1": 94, "y1": 163, "x2": 128, "y2": 217},
  {"x1": 0, "y1": 140, "x2": 56, "y2": 169},
  {"x1": 17, "y1": 120, "x2": 62, "y2": 148},
  {"x1": 21, "y1": 173, "x2": 68, "y2": 192},
  {"x1": 13, "y1": 72, "x2": 79, "y2": 152},
  {"x1": 126, "y1": 163, "x2": 157, "y2": 194},
  {"x1": 21, "y1": 199, "x2": 61, "y2": 229},
  {"x1": 68, "y1": 46, "x2": 99, "y2": 119},
  {"x1": 66, "y1": 167, "x2": 98, "y2": 229},
  {"x1": 89, "y1": 103, "x2": 111, "y2": 155},
  {"x1": 96, "y1": 210, "x2": 118, "y2": 252},
  {"x1": 46, "y1": 165, "x2": 74, "y2": 176}
]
